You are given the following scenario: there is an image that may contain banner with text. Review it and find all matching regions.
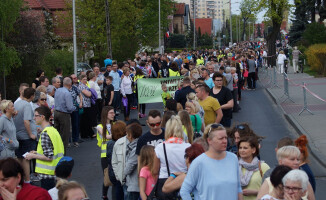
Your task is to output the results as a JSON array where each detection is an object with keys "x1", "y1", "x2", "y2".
[{"x1": 137, "y1": 77, "x2": 184, "y2": 104}]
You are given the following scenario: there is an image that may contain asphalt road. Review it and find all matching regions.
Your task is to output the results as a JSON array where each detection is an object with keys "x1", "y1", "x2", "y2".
[{"x1": 67, "y1": 81, "x2": 326, "y2": 199}]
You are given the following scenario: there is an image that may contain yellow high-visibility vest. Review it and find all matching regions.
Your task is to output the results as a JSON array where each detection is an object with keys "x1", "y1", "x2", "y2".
[
  {"x1": 169, "y1": 69, "x2": 180, "y2": 77},
  {"x1": 96, "y1": 124, "x2": 111, "y2": 158},
  {"x1": 35, "y1": 126, "x2": 64, "y2": 175}
]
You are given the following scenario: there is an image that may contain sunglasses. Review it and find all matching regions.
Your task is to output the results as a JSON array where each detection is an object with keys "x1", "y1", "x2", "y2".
[
  {"x1": 40, "y1": 98, "x2": 47, "y2": 101},
  {"x1": 236, "y1": 125, "x2": 245, "y2": 130},
  {"x1": 207, "y1": 123, "x2": 224, "y2": 138},
  {"x1": 149, "y1": 122, "x2": 161, "y2": 127}
]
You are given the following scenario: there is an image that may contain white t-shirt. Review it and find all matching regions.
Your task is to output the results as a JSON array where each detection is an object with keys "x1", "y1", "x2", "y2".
[
  {"x1": 155, "y1": 142, "x2": 191, "y2": 178},
  {"x1": 48, "y1": 187, "x2": 58, "y2": 200}
]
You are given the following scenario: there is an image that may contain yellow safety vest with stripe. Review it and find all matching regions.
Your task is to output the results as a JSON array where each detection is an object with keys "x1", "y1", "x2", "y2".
[
  {"x1": 134, "y1": 75, "x2": 144, "y2": 93},
  {"x1": 97, "y1": 124, "x2": 111, "y2": 158},
  {"x1": 35, "y1": 126, "x2": 64, "y2": 175},
  {"x1": 169, "y1": 69, "x2": 180, "y2": 77}
]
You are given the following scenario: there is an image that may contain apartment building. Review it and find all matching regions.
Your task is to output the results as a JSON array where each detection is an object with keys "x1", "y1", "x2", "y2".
[{"x1": 174, "y1": 0, "x2": 230, "y2": 21}]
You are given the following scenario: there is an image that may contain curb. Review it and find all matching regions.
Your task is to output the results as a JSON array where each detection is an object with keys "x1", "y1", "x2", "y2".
[{"x1": 264, "y1": 86, "x2": 326, "y2": 168}]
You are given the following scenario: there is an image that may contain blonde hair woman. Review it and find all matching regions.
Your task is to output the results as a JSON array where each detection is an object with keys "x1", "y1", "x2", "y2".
[
  {"x1": 154, "y1": 115, "x2": 191, "y2": 199},
  {"x1": 0, "y1": 100, "x2": 19, "y2": 158},
  {"x1": 186, "y1": 93, "x2": 205, "y2": 127},
  {"x1": 178, "y1": 110, "x2": 194, "y2": 143},
  {"x1": 277, "y1": 50, "x2": 287, "y2": 74},
  {"x1": 180, "y1": 123, "x2": 242, "y2": 199}
]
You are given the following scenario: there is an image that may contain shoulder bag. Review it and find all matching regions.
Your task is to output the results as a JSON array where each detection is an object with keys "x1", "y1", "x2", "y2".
[
  {"x1": 193, "y1": 115, "x2": 201, "y2": 140},
  {"x1": 147, "y1": 143, "x2": 179, "y2": 200}
]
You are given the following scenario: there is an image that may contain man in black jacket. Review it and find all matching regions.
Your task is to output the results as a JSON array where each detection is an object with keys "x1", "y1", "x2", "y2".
[{"x1": 174, "y1": 77, "x2": 195, "y2": 109}]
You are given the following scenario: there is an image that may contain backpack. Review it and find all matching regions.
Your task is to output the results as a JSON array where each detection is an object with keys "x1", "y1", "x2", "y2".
[{"x1": 89, "y1": 88, "x2": 98, "y2": 105}]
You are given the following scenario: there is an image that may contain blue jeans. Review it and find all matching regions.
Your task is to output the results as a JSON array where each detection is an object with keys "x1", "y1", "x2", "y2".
[{"x1": 70, "y1": 110, "x2": 80, "y2": 142}]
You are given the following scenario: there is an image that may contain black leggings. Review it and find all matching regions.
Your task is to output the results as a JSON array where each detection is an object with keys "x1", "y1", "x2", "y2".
[
  {"x1": 139, "y1": 104, "x2": 146, "y2": 114},
  {"x1": 101, "y1": 157, "x2": 110, "y2": 197}
]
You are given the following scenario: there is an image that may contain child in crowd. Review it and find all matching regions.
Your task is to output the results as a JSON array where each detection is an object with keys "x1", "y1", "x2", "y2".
[
  {"x1": 104, "y1": 76, "x2": 114, "y2": 106},
  {"x1": 161, "y1": 83, "x2": 171, "y2": 109},
  {"x1": 48, "y1": 156, "x2": 75, "y2": 200},
  {"x1": 138, "y1": 145, "x2": 157, "y2": 200},
  {"x1": 124, "y1": 123, "x2": 143, "y2": 200}
]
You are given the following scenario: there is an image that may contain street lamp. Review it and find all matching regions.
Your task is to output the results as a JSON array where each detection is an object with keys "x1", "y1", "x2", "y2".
[
  {"x1": 72, "y1": 0, "x2": 77, "y2": 75},
  {"x1": 193, "y1": 0, "x2": 196, "y2": 50},
  {"x1": 159, "y1": 0, "x2": 161, "y2": 54},
  {"x1": 225, "y1": 1, "x2": 240, "y2": 46}
]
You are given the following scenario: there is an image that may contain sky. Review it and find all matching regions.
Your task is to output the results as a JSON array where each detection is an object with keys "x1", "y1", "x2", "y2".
[{"x1": 230, "y1": 0, "x2": 295, "y2": 23}]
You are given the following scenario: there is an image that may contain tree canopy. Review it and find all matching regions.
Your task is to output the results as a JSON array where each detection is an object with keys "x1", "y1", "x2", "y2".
[{"x1": 73, "y1": 0, "x2": 174, "y2": 62}]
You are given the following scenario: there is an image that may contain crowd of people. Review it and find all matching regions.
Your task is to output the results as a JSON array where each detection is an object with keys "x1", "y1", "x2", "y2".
[{"x1": 0, "y1": 42, "x2": 317, "y2": 200}]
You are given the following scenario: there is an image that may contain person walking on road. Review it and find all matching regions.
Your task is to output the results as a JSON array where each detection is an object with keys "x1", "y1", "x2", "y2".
[
  {"x1": 247, "y1": 55, "x2": 257, "y2": 90},
  {"x1": 54, "y1": 77, "x2": 75, "y2": 154},
  {"x1": 196, "y1": 84, "x2": 223, "y2": 126},
  {"x1": 210, "y1": 72, "x2": 233, "y2": 127},
  {"x1": 277, "y1": 50, "x2": 287, "y2": 74},
  {"x1": 292, "y1": 47, "x2": 302, "y2": 73}
]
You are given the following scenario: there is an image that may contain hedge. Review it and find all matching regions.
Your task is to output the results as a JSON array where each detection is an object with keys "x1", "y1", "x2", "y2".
[{"x1": 305, "y1": 44, "x2": 326, "y2": 76}]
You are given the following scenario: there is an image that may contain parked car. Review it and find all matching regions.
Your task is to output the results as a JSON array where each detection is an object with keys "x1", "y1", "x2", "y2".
[{"x1": 77, "y1": 62, "x2": 92, "y2": 76}]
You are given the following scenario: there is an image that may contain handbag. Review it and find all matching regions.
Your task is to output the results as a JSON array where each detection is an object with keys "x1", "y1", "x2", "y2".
[
  {"x1": 147, "y1": 143, "x2": 179, "y2": 200},
  {"x1": 193, "y1": 115, "x2": 201, "y2": 140},
  {"x1": 103, "y1": 167, "x2": 113, "y2": 187},
  {"x1": 122, "y1": 97, "x2": 128, "y2": 107}
]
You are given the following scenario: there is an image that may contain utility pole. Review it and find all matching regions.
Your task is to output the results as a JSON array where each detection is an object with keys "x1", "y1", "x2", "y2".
[
  {"x1": 72, "y1": 0, "x2": 77, "y2": 75},
  {"x1": 193, "y1": 0, "x2": 196, "y2": 50},
  {"x1": 1, "y1": 21, "x2": 6, "y2": 99},
  {"x1": 105, "y1": 0, "x2": 112, "y2": 58},
  {"x1": 229, "y1": 0, "x2": 232, "y2": 46},
  {"x1": 159, "y1": 0, "x2": 161, "y2": 53}
]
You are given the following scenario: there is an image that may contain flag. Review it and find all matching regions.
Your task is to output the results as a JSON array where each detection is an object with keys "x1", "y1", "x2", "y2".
[{"x1": 165, "y1": 31, "x2": 169, "y2": 38}]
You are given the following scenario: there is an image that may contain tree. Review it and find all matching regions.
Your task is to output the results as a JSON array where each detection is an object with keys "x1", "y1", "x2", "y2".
[
  {"x1": 72, "y1": 0, "x2": 174, "y2": 63},
  {"x1": 288, "y1": 0, "x2": 309, "y2": 45},
  {"x1": 302, "y1": 22, "x2": 326, "y2": 46},
  {"x1": 168, "y1": 34, "x2": 186, "y2": 48},
  {"x1": 240, "y1": 0, "x2": 258, "y2": 41},
  {"x1": 258, "y1": 0, "x2": 291, "y2": 66},
  {"x1": 0, "y1": 0, "x2": 23, "y2": 75}
]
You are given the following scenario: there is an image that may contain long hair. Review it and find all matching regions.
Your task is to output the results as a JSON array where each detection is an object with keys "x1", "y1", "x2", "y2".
[
  {"x1": 101, "y1": 106, "x2": 114, "y2": 140},
  {"x1": 295, "y1": 135, "x2": 309, "y2": 163},
  {"x1": 138, "y1": 145, "x2": 156, "y2": 179},
  {"x1": 178, "y1": 110, "x2": 194, "y2": 144}
]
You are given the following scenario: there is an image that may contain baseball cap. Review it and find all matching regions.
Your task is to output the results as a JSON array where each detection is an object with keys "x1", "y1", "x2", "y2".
[{"x1": 55, "y1": 156, "x2": 74, "y2": 179}]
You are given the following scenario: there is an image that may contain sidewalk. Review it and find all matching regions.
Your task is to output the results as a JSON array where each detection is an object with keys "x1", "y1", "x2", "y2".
[{"x1": 259, "y1": 66, "x2": 326, "y2": 173}]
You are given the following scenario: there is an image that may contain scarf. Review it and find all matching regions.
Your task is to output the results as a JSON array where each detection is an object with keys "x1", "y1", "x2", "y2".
[
  {"x1": 165, "y1": 137, "x2": 184, "y2": 144},
  {"x1": 239, "y1": 157, "x2": 260, "y2": 187}
]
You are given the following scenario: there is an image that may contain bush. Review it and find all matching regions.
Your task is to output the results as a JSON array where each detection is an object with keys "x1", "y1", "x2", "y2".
[
  {"x1": 305, "y1": 44, "x2": 326, "y2": 76},
  {"x1": 42, "y1": 49, "x2": 74, "y2": 77},
  {"x1": 168, "y1": 34, "x2": 187, "y2": 48},
  {"x1": 302, "y1": 23, "x2": 326, "y2": 46}
]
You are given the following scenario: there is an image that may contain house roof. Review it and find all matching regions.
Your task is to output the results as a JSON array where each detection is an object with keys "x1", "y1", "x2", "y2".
[
  {"x1": 192, "y1": 18, "x2": 212, "y2": 36},
  {"x1": 25, "y1": 0, "x2": 66, "y2": 10},
  {"x1": 174, "y1": 3, "x2": 185, "y2": 15}
]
